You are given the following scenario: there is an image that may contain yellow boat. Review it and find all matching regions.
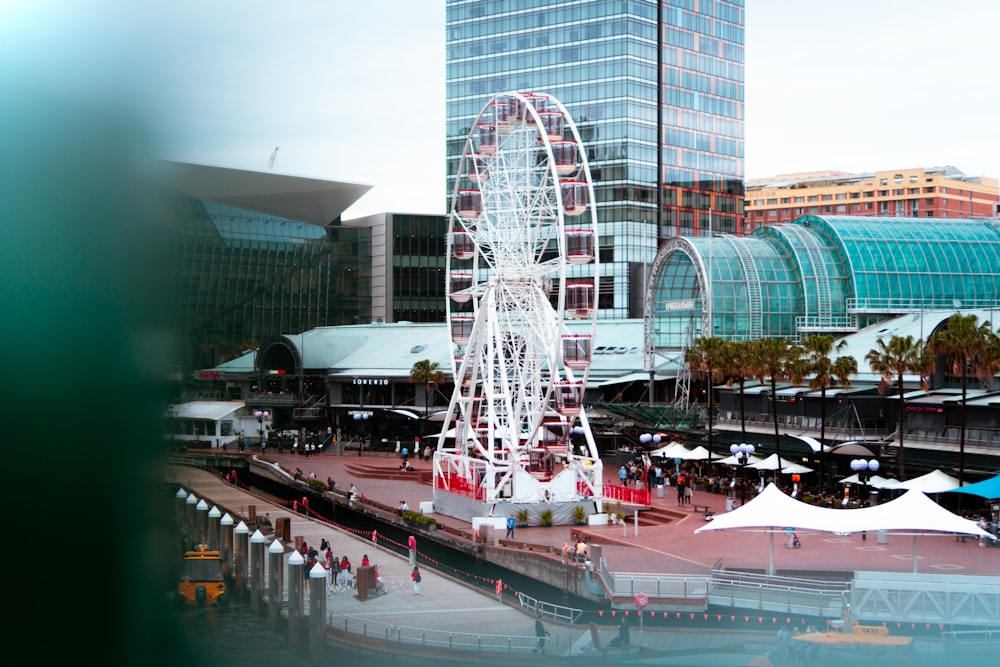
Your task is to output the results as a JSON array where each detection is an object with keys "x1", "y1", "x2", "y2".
[
  {"x1": 791, "y1": 624, "x2": 912, "y2": 647},
  {"x1": 177, "y1": 544, "x2": 227, "y2": 607}
]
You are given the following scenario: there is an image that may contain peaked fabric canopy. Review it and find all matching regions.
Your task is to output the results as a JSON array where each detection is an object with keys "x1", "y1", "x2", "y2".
[
  {"x1": 748, "y1": 453, "x2": 813, "y2": 474},
  {"x1": 715, "y1": 453, "x2": 765, "y2": 466},
  {"x1": 650, "y1": 442, "x2": 691, "y2": 459},
  {"x1": 894, "y1": 469, "x2": 963, "y2": 493},
  {"x1": 695, "y1": 483, "x2": 990, "y2": 537},
  {"x1": 838, "y1": 474, "x2": 901, "y2": 490},
  {"x1": 681, "y1": 445, "x2": 712, "y2": 460},
  {"x1": 944, "y1": 472, "x2": 1000, "y2": 499}
]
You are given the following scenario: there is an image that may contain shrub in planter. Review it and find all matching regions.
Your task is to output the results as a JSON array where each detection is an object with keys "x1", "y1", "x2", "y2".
[
  {"x1": 516, "y1": 507, "x2": 530, "y2": 527},
  {"x1": 402, "y1": 509, "x2": 437, "y2": 528},
  {"x1": 572, "y1": 505, "x2": 587, "y2": 525},
  {"x1": 307, "y1": 478, "x2": 326, "y2": 492},
  {"x1": 540, "y1": 508, "x2": 554, "y2": 527}
]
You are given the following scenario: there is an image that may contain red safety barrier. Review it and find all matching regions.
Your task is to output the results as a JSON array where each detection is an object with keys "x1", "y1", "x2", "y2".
[{"x1": 603, "y1": 482, "x2": 650, "y2": 505}]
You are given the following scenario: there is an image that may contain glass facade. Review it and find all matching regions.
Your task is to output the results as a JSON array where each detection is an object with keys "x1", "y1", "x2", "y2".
[
  {"x1": 805, "y1": 216, "x2": 1000, "y2": 313},
  {"x1": 166, "y1": 195, "x2": 371, "y2": 371},
  {"x1": 446, "y1": 0, "x2": 745, "y2": 319},
  {"x1": 391, "y1": 213, "x2": 449, "y2": 323},
  {"x1": 646, "y1": 216, "x2": 1000, "y2": 351}
]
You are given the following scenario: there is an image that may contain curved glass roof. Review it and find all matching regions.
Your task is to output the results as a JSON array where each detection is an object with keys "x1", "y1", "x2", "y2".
[
  {"x1": 801, "y1": 216, "x2": 1000, "y2": 311},
  {"x1": 646, "y1": 216, "x2": 1000, "y2": 354}
]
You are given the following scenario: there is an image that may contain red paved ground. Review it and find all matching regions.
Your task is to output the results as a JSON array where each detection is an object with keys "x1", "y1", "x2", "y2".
[{"x1": 252, "y1": 449, "x2": 999, "y2": 579}]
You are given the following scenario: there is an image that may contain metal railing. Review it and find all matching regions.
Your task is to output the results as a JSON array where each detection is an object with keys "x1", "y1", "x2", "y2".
[
  {"x1": 324, "y1": 611, "x2": 564, "y2": 656},
  {"x1": 708, "y1": 568, "x2": 851, "y2": 617},
  {"x1": 599, "y1": 556, "x2": 711, "y2": 601},
  {"x1": 515, "y1": 591, "x2": 583, "y2": 624},
  {"x1": 851, "y1": 572, "x2": 1000, "y2": 626}
]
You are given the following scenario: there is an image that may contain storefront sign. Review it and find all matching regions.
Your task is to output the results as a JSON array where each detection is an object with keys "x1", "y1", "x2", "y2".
[{"x1": 353, "y1": 378, "x2": 389, "y2": 385}]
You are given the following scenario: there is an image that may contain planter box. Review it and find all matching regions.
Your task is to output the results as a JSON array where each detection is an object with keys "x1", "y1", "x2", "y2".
[{"x1": 588, "y1": 513, "x2": 608, "y2": 526}]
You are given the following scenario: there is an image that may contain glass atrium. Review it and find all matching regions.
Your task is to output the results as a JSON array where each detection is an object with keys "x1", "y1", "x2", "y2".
[{"x1": 646, "y1": 216, "x2": 1000, "y2": 351}]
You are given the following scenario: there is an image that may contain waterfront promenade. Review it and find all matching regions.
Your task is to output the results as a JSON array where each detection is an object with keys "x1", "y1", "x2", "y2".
[
  {"x1": 166, "y1": 462, "x2": 782, "y2": 661},
  {"x1": 210, "y1": 449, "x2": 999, "y2": 579},
  {"x1": 166, "y1": 450, "x2": 999, "y2": 663}
]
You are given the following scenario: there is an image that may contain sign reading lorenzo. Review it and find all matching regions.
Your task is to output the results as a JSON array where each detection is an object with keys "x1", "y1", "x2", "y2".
[{"x1": 634, "y1": 592, "x2": 648, "y2": 608}]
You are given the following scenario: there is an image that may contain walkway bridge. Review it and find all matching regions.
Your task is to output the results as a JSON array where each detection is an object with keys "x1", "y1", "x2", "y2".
[{"x1": 596, "y1": 563, "x2": 1000, "y2": 626}]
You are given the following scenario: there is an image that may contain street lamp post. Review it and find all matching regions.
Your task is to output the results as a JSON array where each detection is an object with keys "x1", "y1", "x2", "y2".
[
  {"x1": 254, "y1": 410, "x2": 271, "y2": 449},
  {"x1": 850, "y1": 457, "x2": 880, "y2": 542},
  {"x1": 730, "y1": 442, "x2": 755, "y2": 506},
  {"x1": 638, "y1": 432, "x2": 662, "y2": 447},
  {"x1": 850, "y1": 458, "x2": 880, "y2": 506},
  {"x1": 353, "y1": 412, "x2": 370, "y2": 457}
]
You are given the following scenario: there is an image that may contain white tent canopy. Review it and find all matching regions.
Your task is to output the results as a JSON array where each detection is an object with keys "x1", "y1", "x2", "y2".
[
  {"x1": 650, "y1": 442, "x2": 691, "y2": 459},
  {"x1": 681, "y1": 445, "x2": 712, "y2": 460},
  {"x1": 748, "y1": 453, "x2": 813, "y2": 474},
  {"x1": 894, "y1": 469, "x2": 964, "y2": 493},
  {"x1": 838, "y1": 474, "x2": 901, "y2": 490},
  {"x1": 695, "y1": 482, "x2": 990, "y2": 576},
  {"x1": 695, "y1": 483, "x2": 989, "y2": 537},
  {"x1": 715, "y1": 452, "x2": 765, "y2": 466}
]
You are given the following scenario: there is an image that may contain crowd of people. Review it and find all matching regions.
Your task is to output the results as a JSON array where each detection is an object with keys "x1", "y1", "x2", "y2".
[{"x1": 297, "y1": 538, "x2": 381, "y2": 589}]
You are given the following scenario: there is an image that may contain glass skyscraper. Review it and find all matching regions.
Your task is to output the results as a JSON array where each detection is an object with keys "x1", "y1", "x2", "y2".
[{"x1": 446, "y1": 0, "x2": 745, "y2": 318}]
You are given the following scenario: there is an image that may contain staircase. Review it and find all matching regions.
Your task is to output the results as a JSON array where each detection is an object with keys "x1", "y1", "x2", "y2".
[
  {"x1": 343, "y1": 462, "x2": 433, "y2": 485},
  {"x1": 636, "y1": 505, "x2": 687, "y2": 527}
]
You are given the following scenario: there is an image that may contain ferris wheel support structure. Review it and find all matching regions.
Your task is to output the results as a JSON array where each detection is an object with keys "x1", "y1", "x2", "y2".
[{"x1": 433, "y1": 92, "x2": 604, "y2": 524}]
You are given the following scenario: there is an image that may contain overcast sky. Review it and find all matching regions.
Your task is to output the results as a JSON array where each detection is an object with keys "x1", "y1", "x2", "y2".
[{"x1": 3, "y1": 0, "x2": 998, "y2": 219}]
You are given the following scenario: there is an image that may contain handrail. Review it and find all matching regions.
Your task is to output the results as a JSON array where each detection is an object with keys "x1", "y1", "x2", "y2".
[{"x1": 324, "y1": 611, "x2": 564, "y2": 655}]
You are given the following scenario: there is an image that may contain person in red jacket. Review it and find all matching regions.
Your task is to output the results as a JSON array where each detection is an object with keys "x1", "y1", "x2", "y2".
[{"x1": 411, "y1": 566, "x2": 421, "y2": 595}]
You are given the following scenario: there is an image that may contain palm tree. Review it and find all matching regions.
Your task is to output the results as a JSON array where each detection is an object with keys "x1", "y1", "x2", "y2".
[
  {"x1": 723, "y1": 339, "x2": 757, "y2": 445},
  {"x1": 798, "y1": 335, "x2": 858, "y2": 490},
  {"x1": 410, "y1": 359, "x2": 445, "y2": 421},
  {"x1": 750, "y1": 337, "x2": 796, "y2": 487},
  {"x1": 927, "y1": 314, "x2": 995, "y2": 489},
  {"x1": 865, "y1": 335, "x2": 933, "y2": 481},
  {"x1": 685, "y1": 336, "x2": 727, "y2": 465}
]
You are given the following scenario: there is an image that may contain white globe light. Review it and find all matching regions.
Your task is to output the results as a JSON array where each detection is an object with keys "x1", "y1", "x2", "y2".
[
  {"x1": 354, "y1": 413, "x2": 361, "y2": 421},
  {"x1": 639, "y1": 433, "x2": 651, "y2": 444},
  {"x1": 746, "y1": 444, "x2": 755, "y2": 455},
  {"x1": 652, "y1": 434, "x2": 661, "y2": 444},
  {"x1": 868, "y1": 459, "x2": 880, "y2": 472}
]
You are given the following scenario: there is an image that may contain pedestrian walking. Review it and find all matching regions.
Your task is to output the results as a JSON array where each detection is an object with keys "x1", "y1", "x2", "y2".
[
  {"x1": 533, "y1": 613, "x2": 549, "y2": 654},
  {"x1": 506, "y1": 515, "x2": 516, "y2": 539},
  {"x1": 411, "y1": 565, "x2": 421, "y2": 595}
]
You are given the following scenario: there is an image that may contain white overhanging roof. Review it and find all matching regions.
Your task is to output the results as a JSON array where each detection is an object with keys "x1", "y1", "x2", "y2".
[
  {"x1": 694, "y1": 483, "x2": 990, "y2": 537},
  {"x1": 170, "y1": 400, "x2": 245, "y2": 421}
]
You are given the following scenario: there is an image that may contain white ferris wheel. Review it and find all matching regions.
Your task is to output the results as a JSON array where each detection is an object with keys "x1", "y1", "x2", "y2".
[{"x1": 434, "y1": 92, "x2": 604, "y2": 515}]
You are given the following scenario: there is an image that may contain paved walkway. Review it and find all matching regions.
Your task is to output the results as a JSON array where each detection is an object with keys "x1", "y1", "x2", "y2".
[
  {"x1": 243, "y1": 449, "x2": 999, "y2": 579},
  {"x1": 167, "y1": 463, "x2": 780, "y2": 661}
]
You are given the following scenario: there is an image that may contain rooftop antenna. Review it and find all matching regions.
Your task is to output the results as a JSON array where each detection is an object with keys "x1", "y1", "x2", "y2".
[{"x1": 267, "y1": 146, "x2": 280, "y2": 169}]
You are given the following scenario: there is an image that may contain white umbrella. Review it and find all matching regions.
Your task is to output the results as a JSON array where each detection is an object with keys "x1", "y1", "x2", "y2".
[
  {"x1": 749, "y1": 453, "x2": 813, "y2": 474},
  {"x1": 716, "y1": 452, "x2": 765, "y2": 466},
  {"x1": 680, "y1": 445, "x2": 712, "y2": 460},
  {"x1": 839, "y1": 473, "x2": 900, "y2": 490},
  {"x1": 650, "y1": 442, "x2": 691, "y2": 459}
]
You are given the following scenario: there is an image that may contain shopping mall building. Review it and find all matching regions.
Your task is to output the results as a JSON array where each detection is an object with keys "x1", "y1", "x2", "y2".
[{"x1": 174, "y1": 165, "x2": 1000, "y2": 478}]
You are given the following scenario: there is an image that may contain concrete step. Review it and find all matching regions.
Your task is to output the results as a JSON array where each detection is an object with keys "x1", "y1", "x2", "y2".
[{"x1": 344, "y1": 463, "x2": 432, "y2": 484}]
